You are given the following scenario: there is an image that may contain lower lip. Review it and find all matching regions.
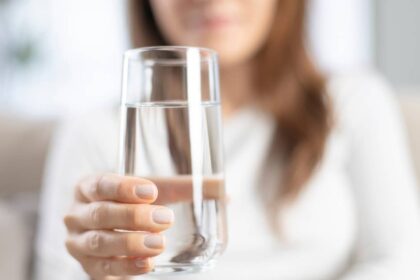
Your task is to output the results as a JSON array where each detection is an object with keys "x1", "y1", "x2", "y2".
[{"x1": 198, "y1": 18, "x2": 236, "y2": 30}]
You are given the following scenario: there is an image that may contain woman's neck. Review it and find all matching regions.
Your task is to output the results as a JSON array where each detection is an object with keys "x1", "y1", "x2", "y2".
[{"x1": 220, "y1": 64, "x2": 254, "y2": 119}]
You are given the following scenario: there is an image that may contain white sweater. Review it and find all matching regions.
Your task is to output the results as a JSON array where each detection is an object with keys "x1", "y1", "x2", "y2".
[{"x1": 35, "y1": 73, "x2": 420, "y2": 280}]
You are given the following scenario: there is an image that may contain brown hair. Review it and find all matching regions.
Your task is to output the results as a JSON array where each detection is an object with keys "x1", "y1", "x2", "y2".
[{"x1": 128, "y1": 0, "x2": 332, "y2": 231}]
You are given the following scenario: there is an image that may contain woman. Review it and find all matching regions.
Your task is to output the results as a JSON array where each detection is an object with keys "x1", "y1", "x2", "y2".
[{"x1": 35, "y1": 0, "x2": 420, "y2": 279}]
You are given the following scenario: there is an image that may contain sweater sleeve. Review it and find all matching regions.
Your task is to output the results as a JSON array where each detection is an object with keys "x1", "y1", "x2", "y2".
[
  {"x1": 336, "y1": 74, "x2": 420, "y2": 279},
  {"x1": 33, "y1": 111, "x2": 118, "y2": 280}
]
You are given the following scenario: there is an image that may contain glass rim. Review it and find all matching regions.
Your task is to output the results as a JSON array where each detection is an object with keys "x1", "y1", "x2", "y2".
[{"x1": 124, "y1": 45, "x2": 218, "y2": 61}]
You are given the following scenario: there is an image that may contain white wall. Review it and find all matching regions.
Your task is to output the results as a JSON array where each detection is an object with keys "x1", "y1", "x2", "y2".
[
  {"x1": 375, "y1": 0, "x2": 420, "y2": 88},
  {"x1": 1, "y1": 0, "x2": 128, "y2": 117},
  {"x1": 308, "y1": 0, "x2": 374, "y2": 74}
]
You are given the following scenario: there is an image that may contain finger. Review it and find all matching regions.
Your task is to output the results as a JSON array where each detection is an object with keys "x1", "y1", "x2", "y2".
[
  {"x1": 65, "y1": 202, "x2": 174, "y2": 232},
  {"x1": 76, "y1": 174, "x2": 158, "y2": 204},
  {"x1": 82, "y1": 256, "x2": 153, "y2": 278},
  {"x1": 67, "y1": 230, "x2": 165, "y2": 258},
  {"x1": 147, "y1": 176, "x2": 225, "y2": 205},
  {"x1": 66, "y1": 241, "x2": 154, "y2": 278},
  {"x1": 103, "y1": 277, "x2": 131, "y2": 280}
]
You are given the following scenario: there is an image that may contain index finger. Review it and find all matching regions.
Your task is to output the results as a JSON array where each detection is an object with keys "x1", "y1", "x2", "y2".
[{"x1": 76, "y1": 174, "x2": 158, "y2": 204}]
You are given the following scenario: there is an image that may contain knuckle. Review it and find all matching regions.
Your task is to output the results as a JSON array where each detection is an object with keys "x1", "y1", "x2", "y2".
[
  {"x1": 89, "y1": 179, "x2": 100, "y2": 200},
  {"x1": 88, "y1": 231, "x2": 103, "y2": 253},
  {"x1": 114, "y1": 179, "x2": 125, "y2": 198},
  {"x1": 89, "y1": 203, "x2": 105, "y2": 227},
  {"x1": 129, "y1": 258, "x2": 153, "y2": 274},
  {"x1": 100, "y1": 259, "x2": 112, "y2": 275},
  {"x1": 126, "y1": 262, "x2": 145, "y2": 275},
  {"x1": 96, "y1": 174, "x2": 108, "y2": 198},
  {"x1": 98, "y1": 174, "x2": 122, "y2": 200}
]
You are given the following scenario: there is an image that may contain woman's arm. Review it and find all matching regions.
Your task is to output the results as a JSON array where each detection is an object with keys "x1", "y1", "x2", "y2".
[
  {"x1": 34, "y1": 113, "x2": 116, "y2": 280},
  {"x1": 337, "y1": 74, "x2": 420, "y2": 279}
]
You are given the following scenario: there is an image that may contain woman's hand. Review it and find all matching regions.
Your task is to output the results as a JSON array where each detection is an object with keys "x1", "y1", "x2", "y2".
[{"x1": 64, "y1": 174, "x2": 175, "y2": 280}]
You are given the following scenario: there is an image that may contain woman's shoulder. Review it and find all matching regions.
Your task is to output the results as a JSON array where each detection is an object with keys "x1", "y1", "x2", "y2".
[
  {"x1": 327, "y1": 70, "x2": 395, "y2": 107},
  {"x1": 326, "y1": 70, "x2": 400, "y2": 129}
]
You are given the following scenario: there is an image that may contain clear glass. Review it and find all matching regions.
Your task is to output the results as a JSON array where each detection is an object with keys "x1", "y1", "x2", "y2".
[{"x1": 118, "y1": 46, "x2": 228, "y2": 274}]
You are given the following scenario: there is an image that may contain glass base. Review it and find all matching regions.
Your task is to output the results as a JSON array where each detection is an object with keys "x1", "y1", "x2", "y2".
[{"x1": 149, "y1": 260, "x2": 216, "y2": 275}]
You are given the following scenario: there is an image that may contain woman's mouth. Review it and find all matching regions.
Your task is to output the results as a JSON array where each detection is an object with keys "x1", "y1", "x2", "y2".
[{"x1": 195, "y1": 15, "x2": 238, "y2": 31}]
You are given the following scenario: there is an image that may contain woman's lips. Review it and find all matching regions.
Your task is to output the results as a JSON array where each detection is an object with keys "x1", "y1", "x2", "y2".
[{"x1": 196, "y1": 16, "x2": 237, "y2": 30}]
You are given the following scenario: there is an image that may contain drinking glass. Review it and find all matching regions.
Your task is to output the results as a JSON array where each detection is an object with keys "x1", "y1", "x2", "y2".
[{"x1": 118, "y1": 46, "x2": 228, "y2": 274}]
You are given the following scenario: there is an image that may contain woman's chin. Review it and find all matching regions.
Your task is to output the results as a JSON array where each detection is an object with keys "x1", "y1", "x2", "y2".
[{"x1": 195, "y1": 43, "x2": 251, "y2": 68}]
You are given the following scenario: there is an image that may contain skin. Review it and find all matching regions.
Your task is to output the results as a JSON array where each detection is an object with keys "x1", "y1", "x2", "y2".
[
  {"x1": 150, "y1": 0, "x2": 278, "y2": 115},
  {"x1": 64, "y1": 0, "x2": 278, "y2": 279}
]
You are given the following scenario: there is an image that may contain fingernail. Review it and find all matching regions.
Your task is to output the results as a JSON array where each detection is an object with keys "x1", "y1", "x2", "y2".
[
  {"x1": 135, "y1": 258, "x2": 148, "y2": 268},
  {"x1": 152, "y1": 208, "x2": 174, "y2": 224},
  {"x1": 135, "y1": 184, "x2": 156, "y2": 199},
  {"x1": 144, "y1": 234, "x2": 164, "y2": 249}
]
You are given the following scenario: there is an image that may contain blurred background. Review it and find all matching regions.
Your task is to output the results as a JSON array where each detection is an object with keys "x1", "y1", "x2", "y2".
[
  {"x1": 0, "y1": 0, "x2": 419, "y2": 279},
  {"x1": 1, "y1": 0, "x2": 420, "y2": 116}
]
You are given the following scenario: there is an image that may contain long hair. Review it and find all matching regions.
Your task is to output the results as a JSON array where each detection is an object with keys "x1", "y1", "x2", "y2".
[{"x1": 127, "y1": 0, "x2": 332, "y2": 231}]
